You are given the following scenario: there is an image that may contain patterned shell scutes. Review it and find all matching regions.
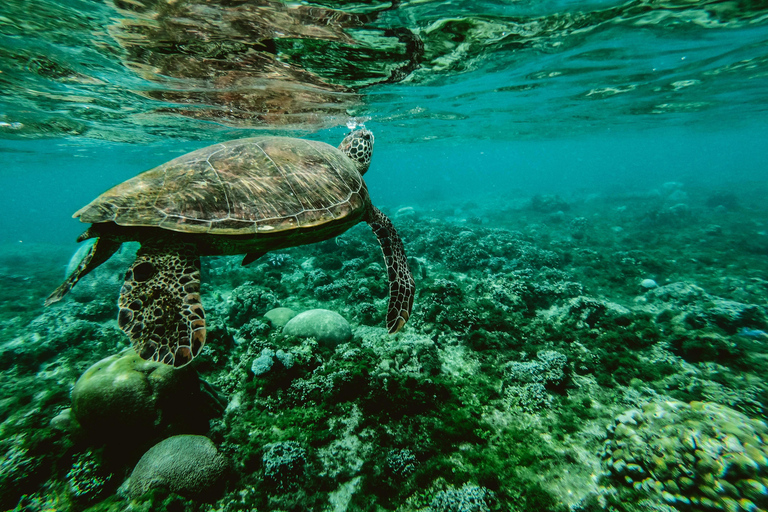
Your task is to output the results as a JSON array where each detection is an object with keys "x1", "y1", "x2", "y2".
[{"x1": 74, "y1": 137, "x2": 369, "y2": 235}]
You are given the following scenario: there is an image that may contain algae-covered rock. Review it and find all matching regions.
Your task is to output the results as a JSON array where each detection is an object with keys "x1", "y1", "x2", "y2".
[
  {"x1": 70, "y1": 351, "x2": 204, "y2": 445},
  {"x1": 129, "y1": 435, "x2": 229, "y2": 501},
  {"x1": 704, "y1": 298, "x2": 767, "y2": 333},
  {"x1": 601, "y1": 400, "x2": 768, "y2": 509},
  {"x1": 505, "y1": 350, "x2": 567, "y2": 387},
  {"x1": 646, "y1": 282, "x2": 707, "y2": 305},
  {"x1": 283, "y1": 309, "x2": 352, "y2": 347}
]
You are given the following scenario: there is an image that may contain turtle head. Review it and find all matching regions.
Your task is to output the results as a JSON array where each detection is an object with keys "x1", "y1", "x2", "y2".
[{"x1": 339, "y1": 128, "x2": 374, "y2": 175}]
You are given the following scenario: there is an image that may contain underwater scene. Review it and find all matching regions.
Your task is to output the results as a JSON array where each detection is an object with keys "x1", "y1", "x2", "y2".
[{"x1": 2, "y1": 0, "x2": 768, "y2": 510}]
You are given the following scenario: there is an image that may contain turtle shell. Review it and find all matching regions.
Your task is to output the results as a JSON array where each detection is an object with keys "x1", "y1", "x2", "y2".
[{"x1": 74, "y1": 137, "x2": 370, "y2": 235}]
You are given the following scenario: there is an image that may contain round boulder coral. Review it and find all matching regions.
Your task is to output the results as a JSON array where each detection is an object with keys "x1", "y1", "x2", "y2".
[
  {"x1": 264, "y1": 307, "x2": 297, "y2": 328},
  {"x1": 283, "y1": 309, "x2": 352, "y2": 347},
  {"x1": 71, "y1": 351, "x2": 204, "y2": 445},
  {"x1": 601, "y1": 400, "x2": 768, "y2": 510},
  {"x1": 129, "y1": 435, "x2": 229, "y2": 501}
]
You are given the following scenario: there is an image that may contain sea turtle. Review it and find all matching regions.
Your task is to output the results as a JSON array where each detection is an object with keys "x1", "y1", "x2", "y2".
[{"x1": 46, "y1": 129, "x2": 415, "y2": 368}]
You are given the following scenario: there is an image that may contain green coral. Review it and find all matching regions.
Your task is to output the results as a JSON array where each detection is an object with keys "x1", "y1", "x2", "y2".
[
  {"x1": 386, "y1": 448, "x2": 419, "y2": 478},
  {"x1": 225, "y1": 282, "x2": 280, "y2": 327},
  {"x1": 428, "y1": 483, "x2": 495, "y2": 512},
  {"x1": 0, "y1": 434, "x2": 41, "y2": 506},
  {"x1": 70, "y1": 351, "x2": 210, "y2": 449},
  {"x1": 262, "y1": 440, "x2": 307, "y2": 491}
]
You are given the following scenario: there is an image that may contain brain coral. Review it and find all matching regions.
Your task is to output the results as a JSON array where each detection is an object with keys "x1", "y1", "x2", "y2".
[
  {"x1": 601, "y1": 400, "x2": 768, "y2": 510},
  {"x1": 129, "y1": 435, "x2": 229, "y2": 501}
]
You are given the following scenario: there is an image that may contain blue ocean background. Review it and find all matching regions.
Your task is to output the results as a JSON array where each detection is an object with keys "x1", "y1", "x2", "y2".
[
  {"x1": 2, "y1": 0, "x2": 767, "y2": 247},
  {"x1": 2, "y1": 0, "x2": 768, "y2": 510},
  {"x1": 4, "y1": 125, "x2": 768, "y2": 246}
]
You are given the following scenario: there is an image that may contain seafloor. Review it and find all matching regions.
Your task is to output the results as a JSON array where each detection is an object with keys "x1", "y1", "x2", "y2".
[{"x1": 1, "y1": 181, "x2": 768, "y2": 512}]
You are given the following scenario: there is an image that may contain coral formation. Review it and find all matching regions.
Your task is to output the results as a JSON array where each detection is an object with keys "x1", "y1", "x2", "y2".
[
  {"x1": 282, "y1": 308, "x2": 353, "y2": 347},
  {"x1": 602, "y1": 400, "x2": 768, "y2": 510},
  {"x1": 66, "y1": 450, "x2": 111, "y2": 501},
  {"x1": 264, "y1": 307, "x2": 297, "y2": 328},
  {"x1": 262, "y1": 440, "x2": 307, "y2": 491},
  {"x1": 70, "y1": 351, "x2": 209, "y2": 447},
  {"x1": 129, "y1": 435, "x2": 230, "y2": 501},
  {"x1": 386, "y1": 448, "x2": 419, "y2": 478},
  {"x1": 505, "y1": 350, "x2": 568, "y2": 387},
  {"x1": 429, "y1": 483, "x2": 495, "y2": 512},
  {"x1": 224, "y1": 282, "x2": 281, "y2": 326}
]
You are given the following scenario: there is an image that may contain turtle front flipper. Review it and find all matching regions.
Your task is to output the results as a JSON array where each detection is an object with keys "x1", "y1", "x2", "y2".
[
  {"x1": 45, "y1": 236, "x2": 121, "y2": 306},
  {"x1": 366, "y1": 206, "x2": 415, "y2": 333},
  {"x1": 118, "y1": 239, "x2": 205, "y2": 368}
]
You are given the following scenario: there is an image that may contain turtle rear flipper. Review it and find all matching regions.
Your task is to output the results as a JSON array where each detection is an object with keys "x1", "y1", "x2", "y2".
[
  {"x1": 366, "y1": 206, "x2": 415, "y2": 333},
  {"x1": 45, "y1": 236, "x2": 121, "y2": 306},
  {"x1": 118, "y1": 239, "x2": 205, "y2": 368}
]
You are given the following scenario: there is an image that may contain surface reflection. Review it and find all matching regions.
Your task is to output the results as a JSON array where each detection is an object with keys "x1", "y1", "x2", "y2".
[{"x1": 108, "y1": 0, "x2": 382, "y2": 128}]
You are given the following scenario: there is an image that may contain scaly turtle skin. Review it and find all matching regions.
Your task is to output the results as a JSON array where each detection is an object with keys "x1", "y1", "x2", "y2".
[{"x1": 46, "y1": 129, "x2": 415, "y2": 368}]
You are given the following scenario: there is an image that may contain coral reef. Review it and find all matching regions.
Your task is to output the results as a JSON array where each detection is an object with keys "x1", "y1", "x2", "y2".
[
  {"x1": 387, "y1": 448, "x2": 419, "y2": 478},
  {"x1": 223, "y1": 282, "x2": 281, "y2": 326},
  {"x1": 2, "y1": 183, "x2": 768, "y2": 511}
]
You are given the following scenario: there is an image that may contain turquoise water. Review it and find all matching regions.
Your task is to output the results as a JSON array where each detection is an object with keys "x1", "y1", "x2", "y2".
[
  {"x1": 1, "y1": 0, "x2": 767, "y2": 244},
  {"x1": 2, "y1": 0, "x2": 768, "y2": 510}
]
